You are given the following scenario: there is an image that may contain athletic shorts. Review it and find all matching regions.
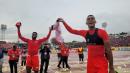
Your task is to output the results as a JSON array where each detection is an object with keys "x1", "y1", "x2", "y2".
[
  {"x1": 87, "y1": 58, "x2": 108, "y2": 73},
  {"x1": 26, "y1": 55, "x2": 39, "y2": 71}
]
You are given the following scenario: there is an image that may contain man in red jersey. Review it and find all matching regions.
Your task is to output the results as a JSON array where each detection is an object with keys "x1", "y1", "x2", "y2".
[
  {"x1": 8, "y1": 45, "x2": 20, "y2": 73},
  {"x1": 16, "y1": 22, "x2": 53, "y2": 73},
  {"x1": 54, "y1": 39, "x2": 70, "y2": 69},
  {"x1": 60, "y1": 44, "x2": 70, "y2": 69},
  {"x1": 57, "y1": 15, "x2": 115, "y2": 73}
]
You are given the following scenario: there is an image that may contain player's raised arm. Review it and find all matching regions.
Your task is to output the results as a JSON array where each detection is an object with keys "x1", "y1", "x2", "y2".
[
  {"x1": 57, "y1": 18, "x2": 87, "y2": 37},
  {"x1": 16, "y1": 22, "x2": 29, "y2": 42},
  {"x1": 38, "y1": 26, "x2": 53, "y2": 43}
]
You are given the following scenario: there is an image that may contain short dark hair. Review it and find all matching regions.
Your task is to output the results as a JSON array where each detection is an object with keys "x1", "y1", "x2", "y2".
[
  {"x1": 33, "y1": 32, "x2": 37, "y2": 34},
  {"x1": 13, "y1": 45, "x2": 17, "y2": 49},
  {"x1": 87, "y1": 15, "x2": 95, "y2": 18}
]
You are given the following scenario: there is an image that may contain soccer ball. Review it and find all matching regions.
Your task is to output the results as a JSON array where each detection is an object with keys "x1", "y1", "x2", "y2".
[{"x1": 16, "y1": 22, "x2": 21, "y2": 27}]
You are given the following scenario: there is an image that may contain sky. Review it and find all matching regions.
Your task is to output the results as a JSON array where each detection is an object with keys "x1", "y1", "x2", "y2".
[{"x1": 0, "y1": 0, "x2": 130, "y2": 42}]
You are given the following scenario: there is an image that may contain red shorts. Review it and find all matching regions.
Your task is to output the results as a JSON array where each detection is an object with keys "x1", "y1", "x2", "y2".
[
  {"x1": 87, "y1": 58, "x2": 108, "y2": 73},
  {"x1": 26, "y1": 55, "x2": 39, "y2": 71}
]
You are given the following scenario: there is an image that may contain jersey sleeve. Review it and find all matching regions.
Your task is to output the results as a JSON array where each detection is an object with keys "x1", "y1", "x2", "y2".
[
  {"x1": 98, "y1": 29, "x2": 109, "y2": 42},
  {"x1": 8, "y1": 50, "x2": 11, "y2": 56},
  {"x1": 17, "y1": 29, "x2": 29, "y2": 42},
  {"x1": 17, "y1": 49, "x2": 20, "y2": 57},
  {"x1": 63, "y1": 21, "x2": 87, "y2": 37},
  {"x1": 38, "y1": 29, "x2": 52, "y2": 44}
]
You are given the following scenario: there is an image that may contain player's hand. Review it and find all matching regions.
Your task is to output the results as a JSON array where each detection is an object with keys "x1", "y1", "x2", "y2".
[
  {"x1": 57, "y1": 18, "x2": 64, "y2": 22},
  {"x1": 16, "y1": 22, "x2": 21, "y2": 29},
  {"x1": 49, "y1": 25, "x2": 53, "y2": 31}
]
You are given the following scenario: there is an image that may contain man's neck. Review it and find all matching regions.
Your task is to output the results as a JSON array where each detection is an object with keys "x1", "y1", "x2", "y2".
[
  {"x1": 32, "y1": 38, "x2": 36, "y2": 40},
  {"x1": 89, "y1": 27, "x2": 96, "y2": 30}
]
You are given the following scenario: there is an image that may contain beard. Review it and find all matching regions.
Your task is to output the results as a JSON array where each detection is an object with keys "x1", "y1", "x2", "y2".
[
  {"x1": 89, "y1": 26, "x2": 95, "y2": 29},
  {"x1": 32, "y1": 36, "x2": 37, "y2": 40}
]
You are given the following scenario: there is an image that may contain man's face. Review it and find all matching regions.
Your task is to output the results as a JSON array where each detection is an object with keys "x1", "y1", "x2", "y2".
[
  {"x1": 32, "y1": 32, "x2": 37, "y2": 40},
  {"x1": 13, "y1": 46, "x2": 16, "y2": 50},
  {"x1": 86, "y1": 15, "x2": 96, "y2": 29}
]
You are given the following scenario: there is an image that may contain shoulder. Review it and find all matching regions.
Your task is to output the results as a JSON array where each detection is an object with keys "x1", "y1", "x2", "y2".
[
  {"x1": 8, "y1": 49, "x2": 12, "y2": 51},
  {"x1": 27, "y1": 39, "x2": 32, "y2": 42},
  {"x1": 97, "y1": 28, "x2": 109, "y2": 41},
  {"x1": 8, "y1": 49, "x2": 12, "y2": 52},
  {"x1": 98, "y1": 28, "x2": 106, "y2": 32},
  {"x1": 79, "y1": 30, "x2": 89, "y2": 36},
  {"x1": 81, "y1": 29, "x2": 88, "y2": 32},
  {"x1": 97, "y1": 28, "x2": 108, "y2": 35}
]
